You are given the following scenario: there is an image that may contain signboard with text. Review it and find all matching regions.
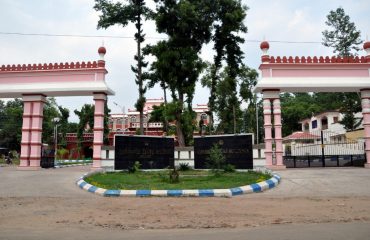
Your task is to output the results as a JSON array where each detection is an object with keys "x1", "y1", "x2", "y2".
[
  {"x1": 194, "y1": 134, "x2": 253, "y2": 169},
  {"x1": 114, "y1": 135, "x2": 174, "y2": 170}
]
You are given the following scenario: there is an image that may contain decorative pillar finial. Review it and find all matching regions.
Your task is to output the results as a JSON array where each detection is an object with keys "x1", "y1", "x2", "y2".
[{"x1": 260, "y1": 40, "x2": 270, "y2": 63}]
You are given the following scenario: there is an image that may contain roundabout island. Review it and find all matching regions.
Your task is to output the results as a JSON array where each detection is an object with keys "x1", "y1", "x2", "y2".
[{"x1": 77, "y1": 169, "x2": 281, "y2": 197}]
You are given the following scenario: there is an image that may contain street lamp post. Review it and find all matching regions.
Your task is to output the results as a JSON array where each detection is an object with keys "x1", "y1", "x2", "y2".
[{"x1": 53, "y1": 117, "x2": 60, "y2": 165}]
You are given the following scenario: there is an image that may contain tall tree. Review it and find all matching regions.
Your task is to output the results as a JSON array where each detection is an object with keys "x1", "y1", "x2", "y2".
[
  {"x1": 74, "y1": 104, "x2": 95, "y2": 147},
  {"x1": 207, "y1": 0, "x2": 248, "y2": 132},
  {"x1": 147, "y1": 0, "x2": 216, "y2": 146},
  {"x1": 322, "y1": 7, "x2": 362, "y2": 56},
  {"x1": 322, "y1": 7, "x2": 363, "y2": 130},
  {"x1": 0, "y1": 99, "x2": 23, "y2": 150},
  {"x1": 94, "y1": 0, "x2": 153, "y2": 135}
]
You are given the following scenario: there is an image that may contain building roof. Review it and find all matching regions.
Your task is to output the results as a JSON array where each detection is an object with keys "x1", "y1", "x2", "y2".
[{"x1": 283, "y1": 131, "x2": 320, "y2": 141}]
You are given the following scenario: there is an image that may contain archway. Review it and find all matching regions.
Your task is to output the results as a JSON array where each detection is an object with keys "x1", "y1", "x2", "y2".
[
  {"x1": 254, "y1": 41, "x2": 370, "y2": 169},
  {"x1": 0, "y1": 46, "x2": 114, "y2": 170}
]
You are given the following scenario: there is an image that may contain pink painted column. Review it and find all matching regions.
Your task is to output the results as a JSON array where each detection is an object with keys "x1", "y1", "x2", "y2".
[
  {"x1": 19, "y1": 101, "x2": 32, "y2": 168},
  {"x1": 19, "y1": 95, "x2": 46, "y2": 170},
  {"x1": 92, "y1": 93, "x2": 107, "y2": 169},
  {"x1": 263, "y1": 98, "x2": 273, "y2": 167},
  {"x1": 361, "y1": 89, "x2": 370, "y2": 168},
  {"x1": 273, "y1": 98, "x2": 285, "y2": 168}
]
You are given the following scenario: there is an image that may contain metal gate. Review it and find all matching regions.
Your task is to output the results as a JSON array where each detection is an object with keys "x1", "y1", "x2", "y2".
[{"x1": 283, "y1": 130, "x2": 366, "y2": 168}]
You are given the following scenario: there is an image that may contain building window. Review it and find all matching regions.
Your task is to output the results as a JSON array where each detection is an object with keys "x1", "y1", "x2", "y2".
[
  {"x1": 201, "y1": 113, "x2": 207, "y2": 120},
  {"x1": 312, "y1": 120, "x2": 317, "y2": 129},
  {"x1": 304, "y1": 123, "x2": 309, "y2": 132},
  {"x1": 321, "y1": 117, "x2": 328, "y2": 130},
  {"x1": 333, "y1": 117, "x2": 339, "y2": 123},
  {"x1": 131, "y1": 116, "x2": 136, "y2": 123}
]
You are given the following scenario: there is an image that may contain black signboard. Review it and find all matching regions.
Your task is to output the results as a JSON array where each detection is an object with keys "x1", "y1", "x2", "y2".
[
  {"x1": 114, "y1": 135, "x2": 174, "y2": 170},
  {"x1": 194, "y1": 134, "x2": 253, "y2": 169}
]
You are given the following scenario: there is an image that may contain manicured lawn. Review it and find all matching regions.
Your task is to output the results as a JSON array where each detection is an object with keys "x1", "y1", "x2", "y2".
[{"x1": 85, "y1": 170, "x2": 271, "y2": 190}]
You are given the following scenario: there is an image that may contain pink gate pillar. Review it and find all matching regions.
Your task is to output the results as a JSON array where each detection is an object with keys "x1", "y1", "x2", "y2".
[
  {"x1": 263, "y1": 98, "x2": 273, "y2": 166},
  {"x1": 19, "y1": 94, "x2": 46, "y2": 170},
  {"x1": 92, "y1": 92, "x2": 107, "y2": 169},
  {"x1": 262, "y1": 90, "x2": 286, "y2": 170},
  {"x1": 361, "y1": 89, "x2": 370, "y2": 168},
  {"x1": 273, "y1": 98, "x2": 284, "y2": 167}
]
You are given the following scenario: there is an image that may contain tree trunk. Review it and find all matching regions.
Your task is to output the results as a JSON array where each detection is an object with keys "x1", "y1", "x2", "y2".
[
  {"x1": 176, "y1": 93, "x2": 185, "y2": 147},
  {"x1": 233, "y1": 105, "x2": 236, "y2": 134},
  {"x1": 163, "y1": 83, "x2": 169, "y2": 134},
  {"x1": 137, "y1": 10, "x2": 144, "y2": 135}
]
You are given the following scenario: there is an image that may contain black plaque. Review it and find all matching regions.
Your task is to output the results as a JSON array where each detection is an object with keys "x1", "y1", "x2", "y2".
[
  {"x1": 114, "y1": 135, "x2": 174, "y2": 170},
  {"x1": 194, "y1": 134, "x2": 253, "y2": 169}
]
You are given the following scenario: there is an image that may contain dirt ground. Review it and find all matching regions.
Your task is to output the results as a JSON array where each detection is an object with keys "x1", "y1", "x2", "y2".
[
  {"x1": 1, "y1": 166, "x2": 370, "y2": 231},
  {"x1": 1, "y1": 196, "x2": 370, "y2": 231}
]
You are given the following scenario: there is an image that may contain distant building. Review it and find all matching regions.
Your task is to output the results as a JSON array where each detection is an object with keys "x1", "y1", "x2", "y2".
[
  {"x1": 283, "y1": 110, "x2": 364, "y2": 157},
  {"x1": 65, "y1": 98, "x2": 209, "y2": 158}
]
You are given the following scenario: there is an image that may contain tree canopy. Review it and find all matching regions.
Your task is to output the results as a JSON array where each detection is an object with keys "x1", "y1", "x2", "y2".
[
  {"x1": 322, "y1": 7, "x2": 362, "y2": 56},
  {"x1": 95, "y1": 0, "x2": 153, "y2": 135}
]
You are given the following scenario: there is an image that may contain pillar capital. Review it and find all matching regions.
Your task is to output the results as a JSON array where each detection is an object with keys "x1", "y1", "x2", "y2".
[
  {"x1": 93, "y1": 92, "x2": 107, "y2": 101},
  {"x1": 262, "y1": 90, "x2": 280, "y2": 99},
  {"x1": 22, "y1": 94, "x2": 46, "y2": 102},
  {"x1": 360, "y1": 89, "x2": 370, "y2": 99}
]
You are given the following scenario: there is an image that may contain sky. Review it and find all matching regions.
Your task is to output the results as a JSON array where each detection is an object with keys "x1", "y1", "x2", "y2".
[{"x1": 1, "y1": 0, "x2": 369, "y2": 122}]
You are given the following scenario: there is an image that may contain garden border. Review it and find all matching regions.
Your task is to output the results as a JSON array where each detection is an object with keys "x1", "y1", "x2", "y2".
[{"x1": 76, "y1": 168, "x2": 281, "y2": 197}]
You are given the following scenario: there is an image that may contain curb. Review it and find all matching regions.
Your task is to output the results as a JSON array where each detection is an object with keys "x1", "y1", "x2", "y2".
[
  {"x1": 55, "y1": 163, "x2": 92, "y2": 169},
  {"x1": 76, "y1": 169, "x2": 281, "y2": 197}
]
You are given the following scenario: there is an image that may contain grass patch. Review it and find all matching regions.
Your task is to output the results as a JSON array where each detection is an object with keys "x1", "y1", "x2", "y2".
[
  {"x1": 0, "y1": 157, "x2": 20, "y2": 165},
  {"x1": 85, "y1": 170, "x2": 271, "y2": 190}
]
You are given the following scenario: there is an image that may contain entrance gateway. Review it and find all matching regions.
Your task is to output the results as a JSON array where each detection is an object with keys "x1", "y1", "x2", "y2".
[
  {"x1": 0, "y1": 46, "x2": 114, "y2": 170},
  {"x1": 254, "y1": 40, "x2": 370, "y2": 169}
]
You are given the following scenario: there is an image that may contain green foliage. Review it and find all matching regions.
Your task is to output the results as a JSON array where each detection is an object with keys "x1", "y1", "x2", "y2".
[
  {"x1": 181, "y1": 108, "x2": 196, "y2": 146},
  {"x1": 340, "y1": 112, "x2": 362, "y2": 131},
  {"x1": 146, "y1": 0, "x2": 216, "y2": 146},
  {"x1": 178, "y1": 162, "x2": 191, "y2": 171},
  {"x1": 85, "y1": 170, "x2": 271, "y2": 190},
  {"x1": 0, "y1": 99, "x2": 23, "y2": 150},
  {"x1": 128, "y1": 161, "x2": 141, "y2": 173},
  {"x1": 322, "y1": 7, "x2": 362, "y2": 57},
  {"x1": 169, "y1": 167, "x2": 179, "y2": 183},
  {"x1": 56, "y1": 148, "x2": 69, "y2": 160},
  {"x1": 223, "y1": 164, "x2": 235, "y2": 173},
  {"x1": 207, "y1": 143, "x2": 226, "y2": 176},
  {"x1": 95, "y1": 0, "x2": 153, "y2": 135},
  {"x1": 149, "y1": 102, "x2": 177, "y2": 134},
  {"x1": 74, "y1": 104, "x2": 95, "y2": 146}
]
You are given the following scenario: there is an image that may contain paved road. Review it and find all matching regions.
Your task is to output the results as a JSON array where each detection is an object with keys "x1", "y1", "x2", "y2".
[
  {"x1": 1, "y1": 165, "x2": 370, "y2": 198},
  {"x1": 1, "y1": 165, "x2": 370, "y2": 240},
  {"x1": 261, "y1": 167, "x2": 370, "y2": 197},
  {"x1": 1, "y1": 222, "x2": 369, "y2": 240}
]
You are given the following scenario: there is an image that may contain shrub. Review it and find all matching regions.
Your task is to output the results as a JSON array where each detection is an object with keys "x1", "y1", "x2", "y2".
[
  {"x1": 169, "y1": 167, "x2": 179, "y2": 183},
  {"x1": 223, "y1": 164, "x2": 235, "y2": 173},
  {"x1": 128, "y1": 161, "x2": 141, "y2": 173},
  {"x1": 207, "y1": 143, "x2": 226, "y2": 176},
  {"x1": 179, "y1": 162, "x2": 191, "y2": 171}
]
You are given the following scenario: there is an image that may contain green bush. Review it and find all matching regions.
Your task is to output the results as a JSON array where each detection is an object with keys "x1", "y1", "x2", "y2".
[
  {"x1": 206, "y1": 143, "x2": 226, "y2": 176},
  {"x1": 179, "y1": 162, "x2": 191, "y2": 171},
  {"x1": 223, "y1": 164, "x2": 235, "y2": 173},
  {"x1": 128, "y1": 161, "x2": 141, "y2": 173}
]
